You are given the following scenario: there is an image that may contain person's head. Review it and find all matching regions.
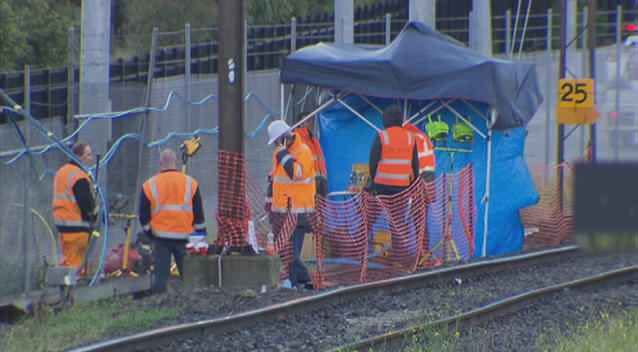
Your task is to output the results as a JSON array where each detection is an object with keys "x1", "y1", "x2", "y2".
[
  {"x1": 159, "y1": 148, "x2": 178, "y2": 171},
  {"x1": 72, "y1": 143, "x2": 94, "y2": 165},
  {"x1": 383, "y1": 105, "x2": 403, "y2": 128},
  {"x1": 267, "y1": 119, "x2": 292, "y2": 146},
  {"x1": 297, "y1": 112, "x2": 315, "y2": 130}
]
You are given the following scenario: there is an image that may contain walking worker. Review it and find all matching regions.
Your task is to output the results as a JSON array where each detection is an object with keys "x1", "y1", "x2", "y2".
[
  {"x1": 368, "y1": 105, "x2": 419, "y2": 196},
  {"x1": 139, "y1": 148, "x2": 207, "y2": 294},
  {"x1": 294, "y1": 112, "x2": 328, "y2": 197},
  {"x1": 267, "y1": 119, "x2": 316, "y2": 289},
  {"x1": 52, "y1": 142, "x2": 98, "y2": 269},
  {"x1": 403, "y1": 123, "x2": 436, "y2": 181}
]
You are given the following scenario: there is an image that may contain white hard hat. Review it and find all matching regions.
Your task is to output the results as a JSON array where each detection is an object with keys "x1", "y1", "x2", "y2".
[{"x1": 267, "y1": 120, "x2": 291, "y2": 145}]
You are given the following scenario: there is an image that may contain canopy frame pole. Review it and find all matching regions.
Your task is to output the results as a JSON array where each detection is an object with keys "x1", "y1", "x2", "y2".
[
  {"x1": 403, "y1": 98, "x2": 408, "y2": 121},
  {"x1": 411, "y1": 103, "x2": 448, "y2": 126},
  {"x1": 482, "y1": 109, "x2": 496, "y2": 257},
  {"x1": 461, "y1": 99, "x2": 489, "y2": 120},
  {"x1": 404, "y1": 100, "x2": 438, "y2": 125},
  {"x1": 358, "y1": 95, "x2": 384, "y2": 115},
  {"x1": 440, "y1": 100, "x2": 487, "y2": 139},
  {"x1": 297, "y1": 86, "x2": 314, "y2": 112},
  {"x1": 288, "y1": 94, "x2": 340, "y2": 132},
  {"x1": 280, "y1": 83, "x2": 285, "y2": 120},
  {"x1": 284, "y1": 84, "x2": 295, "y2": 121},
  {"x1": 337, "y1": 97, "x2": 382, "y2": 133}
]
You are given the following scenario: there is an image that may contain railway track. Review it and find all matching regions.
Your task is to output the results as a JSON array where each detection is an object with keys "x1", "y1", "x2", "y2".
[
  {"x1": 334, "y1": 265, "x2": 638, "y2": 352},
  {"x1": 69, "y1": 245, "x2": 607, "y2": 352}
]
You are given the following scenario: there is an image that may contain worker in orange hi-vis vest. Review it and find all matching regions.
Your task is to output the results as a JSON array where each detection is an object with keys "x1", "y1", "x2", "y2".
[
  {"x1": 52, "y1": 143, "x2": 98, "y2": 270},
  {"x1": 294, "y1": 112, "x2": 328, "y2": 197},
  {"x1": 266, "y1": 119, "x2": 316, "y2": 290},
  {"x1": 403, "y1": 123, "x2": 436, "y2": 181},
  {"x1": 139, "y1": 149, "x2": 207, "y2": 294},
  {"x1": 368, "y1": 105, "x2": 419, "y2": 196}
]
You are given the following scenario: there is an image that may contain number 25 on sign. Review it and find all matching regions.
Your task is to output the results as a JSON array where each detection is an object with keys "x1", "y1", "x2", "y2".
[{"x1": 556, "y1": 79, "x2": 599, "y2": 124}]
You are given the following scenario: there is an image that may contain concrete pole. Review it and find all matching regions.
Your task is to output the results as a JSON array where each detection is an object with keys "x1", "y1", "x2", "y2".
[
  {"x1": 22, "y1": 65, "x2": 32, "y2": 293},
  {"x1": 472, "y1": 0, "x2": 493, "y2": 56},
  {"x1": 79, "y1": 0, "x2": 112, "y2": 156},
  {"x1": 335, "y1": 0, "x2": 354, "y2": 44},
  {"x1": 410, "y1": 0, "x2": 435, "y2": 28}
]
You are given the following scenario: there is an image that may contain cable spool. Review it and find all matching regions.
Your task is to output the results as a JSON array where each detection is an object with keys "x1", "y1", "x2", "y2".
[
  {"x1": 452, "y1": 119, "x2": 473, "y2": 143},
  {"x1": 425, "y1": 114, "x2": 449, "y2": 142}
]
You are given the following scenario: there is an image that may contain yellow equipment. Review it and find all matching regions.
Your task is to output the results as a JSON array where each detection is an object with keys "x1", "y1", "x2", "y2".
[{"x1": 180, "y1": 137, "x2": 202, "y2": 173}]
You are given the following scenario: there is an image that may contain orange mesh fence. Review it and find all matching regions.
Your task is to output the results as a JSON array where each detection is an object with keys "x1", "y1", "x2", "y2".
[
  {"x1": 216, "y1": 150, "x2": 250, "y2": 248},
  {"x1": 366, "y1": 179, "x2": 428, "y2": 274},
  {"x1": 521, "y1": 163, "x2": 574, "y2": 248},
  {"x1": 313, "y1": 192, "x2": 369, "y2": 285}
]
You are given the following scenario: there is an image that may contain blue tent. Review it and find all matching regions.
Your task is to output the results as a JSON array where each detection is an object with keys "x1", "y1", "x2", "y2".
[{"x1": 280, "y1": 22, "x2": 542, "y2": 257}]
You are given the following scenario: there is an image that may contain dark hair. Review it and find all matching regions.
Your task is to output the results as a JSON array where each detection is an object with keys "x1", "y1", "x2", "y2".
[
  {"x1": 383, "y1": 105, "x2": 403, "y2": 127},
  {"x1": 72, "y1": 143, "x2": 89, "y2": 157}
]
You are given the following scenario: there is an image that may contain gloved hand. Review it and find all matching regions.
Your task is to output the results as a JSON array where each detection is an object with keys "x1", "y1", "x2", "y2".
[
  {"x1": 90, "y1": 230, "x2": 101, "y2": 238},
  {"x1": 186, "y1": 231, "x2": 208, "y2": 255}
]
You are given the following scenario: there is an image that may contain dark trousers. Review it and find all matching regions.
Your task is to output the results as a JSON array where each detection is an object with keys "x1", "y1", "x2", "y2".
[
  {"x1": 151, "y1": 237, "x2": 186, "y2": 293},
  {"x1": 290, "y1": 214, "x2": 312, "y2": 286}
]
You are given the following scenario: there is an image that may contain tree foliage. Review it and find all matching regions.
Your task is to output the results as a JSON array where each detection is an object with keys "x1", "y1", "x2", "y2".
[{"x1": 0, "y1": 0, "x2": 74, "y2": 71}]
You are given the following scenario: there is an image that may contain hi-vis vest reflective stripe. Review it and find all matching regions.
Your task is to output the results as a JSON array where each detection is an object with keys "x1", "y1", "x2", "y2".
[
  {"x1": 271, "y1": 132, "x2": 317, "y2": 213},
  {"x1": 374, "y1": 127, "x2": 415, "y2": 187},
  {"x1": 414, "y1": 133, "x2": 436, "y2": 174},
  {"x1": 143, "y1": 171, "x2": 198, "y2": 239},
  {"x1": 52, "y1": 163, "x2": 91, "y2": 229}
]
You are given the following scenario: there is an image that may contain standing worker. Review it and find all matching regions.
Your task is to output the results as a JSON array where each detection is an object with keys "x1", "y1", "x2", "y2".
[
  {"x1": 294, "y1": 112, "x2": 328, "y2": 197},
  {"x1": 368, "y1": 105, "x2": 419, "y2": 195},
  {"x1": 139, "y1": 149, "x2": 207, "y2": 294},
  {"x1": 52, "y1": 142, "x2": 98, "y2": 270},
  {"x1": 403, "y1": 123, "x2": 436, "y2": 181},
  {"x1": 267, "y1": 119, "x2": 316, "y2": 289}
]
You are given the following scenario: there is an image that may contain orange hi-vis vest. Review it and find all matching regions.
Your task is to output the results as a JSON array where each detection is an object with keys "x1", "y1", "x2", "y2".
[
  {"x1": 374, "y1": 126, "x2": 416, "y2": 187},
  {"x1": 271, "y1": 132, "x2": 316, "y2": 213},
  {"x1": 143, "y1": 171, "x2": 198, "y2": 239},
  {"x1": 52, "y1": 163, "x2": 92, "y2": 230},
  {"x1": 404, "y1": 124, "x2": 436, "y2": 174},
  {"x1": 296, "y1": 127, "x2": 327, "y2": 177}
]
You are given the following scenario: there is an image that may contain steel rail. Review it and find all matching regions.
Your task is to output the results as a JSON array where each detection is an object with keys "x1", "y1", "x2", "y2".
[
  {"x1": 334, "y1": 265, "x2": 638, "y2": 352},
  {"x1": 69, "y1": 246, "x2": 578, "y2": 352}
]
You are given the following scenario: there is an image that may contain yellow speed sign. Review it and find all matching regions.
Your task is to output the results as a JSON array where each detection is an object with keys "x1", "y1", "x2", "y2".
[{"x1": 558, "y1": 79, "x2": 594, "y2": 108}]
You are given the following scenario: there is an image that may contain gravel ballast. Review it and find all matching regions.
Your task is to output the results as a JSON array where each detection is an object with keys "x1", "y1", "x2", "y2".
[{"x1": 147, "y1": 251, "x2": 638, "y2": 352}]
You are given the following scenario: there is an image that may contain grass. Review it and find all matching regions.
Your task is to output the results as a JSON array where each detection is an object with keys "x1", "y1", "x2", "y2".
[
  {"x1": 0, "y1": 297, "x2": 178, "y2": 352},
  {"x1": 539, "y1": 310, "x2": 638, "y2": 352}
]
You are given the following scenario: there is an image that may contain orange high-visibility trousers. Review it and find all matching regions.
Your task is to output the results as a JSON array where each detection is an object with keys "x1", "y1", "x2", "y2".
[{"x1": 59, "y1": 232, "x2": 89, "y2": 268}]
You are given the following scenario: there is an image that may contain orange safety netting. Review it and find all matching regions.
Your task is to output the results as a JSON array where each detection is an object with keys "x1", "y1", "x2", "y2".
[
  {"x1": 240, "y1": 162, "x2": 477, "y2": 288},
  {"x1": 216, "y1": 150, "x2": 250, "y2": 248},
  {"x1": 521, "y1": 163, "x2": 574, "y2": 249}
]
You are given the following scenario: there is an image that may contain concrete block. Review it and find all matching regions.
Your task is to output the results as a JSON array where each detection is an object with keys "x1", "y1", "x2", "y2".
[
  {"x1": 221, "y1": 254, "x2": 281, "y2": 289},
  {"x1": 45, "y1": 267, "x2": 78, "y2": 287},
  {"x1": 183, "y1": 255, "x2": 219, "y2": 289},
  {"x1": 183, "y1": 255, "x2": 282, "y2": 290}
]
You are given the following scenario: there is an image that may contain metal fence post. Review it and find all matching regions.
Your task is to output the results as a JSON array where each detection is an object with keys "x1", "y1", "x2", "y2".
[
  {"x1": 66, "y1": 26, "x2": 76, "y2": 132},
  {"x1": 185, "y1": 23, "x2": 192, "y2": 133},
  {"x1": 615, "y1": 5, "x2": 622, "y2": 160},
  {"x1": 291, "y1": 17, "x2": 297, "y2": 52},
  {"x1": 580, "y1": 6, "x2": 588, "y2": 157},
  {"x1": 544, "y1": 9, "x2": 553, "y2": 183},
  {"x1": 385, "y1": 13, "x2": 392, "y2": 45},
  {"x1": 22, "y1": 64, "x2": 32, "y2": 293},
  {"x1": 505, "y1": 10, "x2": 512, "y2": 58}
]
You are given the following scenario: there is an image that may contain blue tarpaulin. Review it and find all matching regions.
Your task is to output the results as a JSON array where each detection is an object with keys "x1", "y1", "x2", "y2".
[{"x1": 319, "y1": 98, "x2": 539, "y2": 257}]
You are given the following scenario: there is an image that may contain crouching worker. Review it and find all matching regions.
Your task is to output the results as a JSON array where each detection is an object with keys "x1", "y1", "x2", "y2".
[
  {"x1": 139, "y1": 148, "x2": 207, "y2": 294},
  {"x1": 267, "y1": 119, "x2": 316, "y2": 290},
  {"x1": 52, "y1": 143, "x2": 98, "y2": 270}
]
